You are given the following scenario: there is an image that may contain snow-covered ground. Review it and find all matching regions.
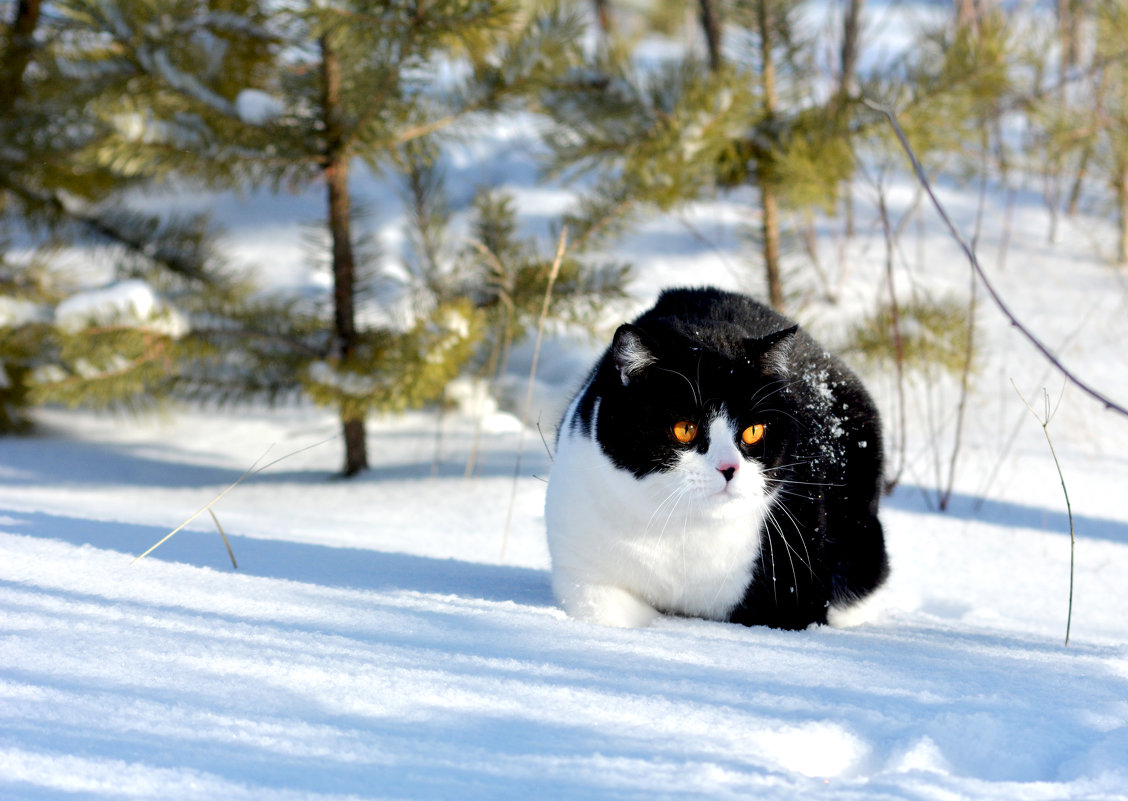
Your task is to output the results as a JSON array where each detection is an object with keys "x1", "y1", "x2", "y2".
[
  {"x1": 5, "y1": 3, "x2": 1128, "y2": 798},
  {"x1": 3, "y1": 377, "x2": 1128, "y2": 800},
  {"x1": 5, "y1": 170, "x2": 1128, "y2": 798}
]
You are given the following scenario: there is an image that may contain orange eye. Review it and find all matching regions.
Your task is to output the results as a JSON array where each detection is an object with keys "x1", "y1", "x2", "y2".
[
  {"x1": 672, "y1": 421, "x2": 698, "y2": 444},
  {"x1": 742, "y1": 423, "x2": 765, "y2": 446}
]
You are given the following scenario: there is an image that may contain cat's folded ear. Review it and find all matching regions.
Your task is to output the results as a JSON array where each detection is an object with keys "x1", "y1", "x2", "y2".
[
  {"x1": 611, "y1": 324, "x2": 658, "y2": 386},
  {"x1": 745, "y1": 324, "x2": 798, "y2": 376}
]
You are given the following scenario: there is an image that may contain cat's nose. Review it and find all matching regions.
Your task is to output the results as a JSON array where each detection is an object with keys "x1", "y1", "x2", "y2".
[{"x1": 719, "y1": 465, "x2": 737, "y2": 482}]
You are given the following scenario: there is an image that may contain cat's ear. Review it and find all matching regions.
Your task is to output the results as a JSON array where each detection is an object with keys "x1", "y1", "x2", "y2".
[
  {"x1": 746, "y1": 324, "x2": 798, "y2": 377},
  {"x1": 611, "y1": 324, "x2": 658, "y2": 386}
]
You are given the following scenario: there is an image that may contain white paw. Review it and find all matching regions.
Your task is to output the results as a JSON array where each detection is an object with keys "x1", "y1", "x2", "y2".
[
  {"x1": 556, "y1": 581, "x2": 661, "y2": 628},
  {"x1": 826, "y1": 587, "x2": 887, "y2": 628}
]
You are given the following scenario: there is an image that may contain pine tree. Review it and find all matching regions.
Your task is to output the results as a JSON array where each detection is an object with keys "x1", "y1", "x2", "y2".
[
  {"x1": 541, "y1": 0, "x2": 853, "y2": 311},
  {"x1": 396, "y1": 142, "x2": 629, "y2": 400},
  {"x1": 1085, "y1": 0, "x2": 1128, "y2": 263},
  {"x1": 42, "y1": 0, "x2": 585, "y2": 474},
  {"x1": 1, "y1": 0, "x2": 238, "y2": 432}
]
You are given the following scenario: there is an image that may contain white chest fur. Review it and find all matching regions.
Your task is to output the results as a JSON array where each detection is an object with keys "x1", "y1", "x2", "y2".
[{"x1": 545, "y1": 409, "x2": 771, "y2": 627}]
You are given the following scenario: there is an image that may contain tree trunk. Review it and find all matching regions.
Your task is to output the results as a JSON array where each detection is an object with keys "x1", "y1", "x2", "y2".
[
  {"x1": 1058, "y1": 0, "x2": 1081, "y2": 83},
  {"x1": 1118, "y1": 162, "x2": 1128, "y2": 265},
  {"x1": 0, "y1": 0, "x2": 41, "y2": 109},
  {"x1": 593, "y1": 0, "x2": 612, "y2": 36},
  {"x1": 698, "y1": 0, "x2": 723, "y2": 72},
  {"x1": 761, "y1": 183, "x2": 784, "y2": 309},
  {"x1": 956, "y1": 0, "x2": 979, "y2": 29},
  {"x1": 756, "y1": 0, "x2": 778, "y2": 112},
  {"x1": 838, "y1": 0, "x2": 863, "y2": 238},
  {"x1": 839, "y1": 0, "x2": 862, "y2": 94},
  {"x1": 756, "y1": 0, "x2": 783, "y2": 310},
  {"x1": 321, "y1": 34, "x2": 368, "y2": 476}
]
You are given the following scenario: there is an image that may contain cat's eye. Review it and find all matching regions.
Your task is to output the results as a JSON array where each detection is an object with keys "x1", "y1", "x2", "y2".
[
  {"x1": 672, "y1": 421, "x2": 698, "y2": 444},
  {"x1": 742, "y1": 423, "x2": 766, "y2": 446}
]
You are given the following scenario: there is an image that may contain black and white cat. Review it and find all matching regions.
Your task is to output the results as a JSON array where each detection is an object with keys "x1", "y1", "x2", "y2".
[{"x1": 545, "y1": 287, "x2": 888, "y2": 630}]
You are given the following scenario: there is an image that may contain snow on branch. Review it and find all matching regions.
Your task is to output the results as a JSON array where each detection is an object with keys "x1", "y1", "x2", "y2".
[
  {"x1": 140, "y1": 47, "x2": 238, "y2": 119},
  {"x1": 865, "y1": 98, "x2": 1128, "y2": 421}
]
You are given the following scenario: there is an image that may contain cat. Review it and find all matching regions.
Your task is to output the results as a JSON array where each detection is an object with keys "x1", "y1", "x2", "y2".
[{"x1": 544, "y1": 287, "x2": 889, "y2": 630}]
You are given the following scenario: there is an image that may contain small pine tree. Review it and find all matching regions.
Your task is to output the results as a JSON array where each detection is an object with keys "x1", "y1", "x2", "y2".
[
  {"x1": 862, "y1": 9, "x2": 1016, "y2": 174},
  {"x1": 460, "y1": 187, "x2": 629, "y2": 382},
  {"x1": 1088, "y1": 1, "x2": 1128, "y2": 264},
  {"x1": 540, "y1": 1, "x2": 853, "y2": 311},
  {"x1": 0, "y1": 0, "x2": 240, "y2": 432},
  {"x1": 395, "y1": 143, "x2": 629, "y2": 394},
  {"x1": 28, "y1": 0, "x2": 585, "y2": 474}
]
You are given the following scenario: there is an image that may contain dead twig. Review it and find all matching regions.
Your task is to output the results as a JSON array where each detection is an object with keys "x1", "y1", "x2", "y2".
[{"x1": 865, "y1": 99, "x2": 1128, "y2": 420}]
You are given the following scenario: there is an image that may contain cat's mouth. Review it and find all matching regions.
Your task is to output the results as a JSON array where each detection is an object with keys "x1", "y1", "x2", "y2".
[{"x1": 704, "y1": 481, "x2": 744, "y2": 503}]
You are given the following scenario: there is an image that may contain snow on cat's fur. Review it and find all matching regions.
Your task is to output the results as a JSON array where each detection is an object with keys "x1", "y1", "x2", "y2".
[{"x1": 545, "y1": 287, "x2": 889, "y2": 630}]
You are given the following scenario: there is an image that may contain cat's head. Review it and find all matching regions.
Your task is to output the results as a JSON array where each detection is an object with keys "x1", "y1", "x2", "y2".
[{"x1": 593, "y1": 318, "x2": 799, "y2": 517}]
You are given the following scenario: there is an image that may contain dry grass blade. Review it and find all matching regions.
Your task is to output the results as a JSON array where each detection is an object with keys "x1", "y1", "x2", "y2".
[
  {"x1": 500, "y1": 226, "x2": 567, "y2": 564},
  {"x1": 1012, "y1": 381, "x2": 1076, "y2": 647},
  {"x1": 130, "y1": 435, "x2": 338, "y2": 567},
  {"x1": 208, "y1": 508, "x2": 238, "y2": 569}
]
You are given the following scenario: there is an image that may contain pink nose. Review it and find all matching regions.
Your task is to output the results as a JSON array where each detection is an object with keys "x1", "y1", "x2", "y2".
[{"x1": 718, "y1": 464, "x2": 738, "y2": 482}]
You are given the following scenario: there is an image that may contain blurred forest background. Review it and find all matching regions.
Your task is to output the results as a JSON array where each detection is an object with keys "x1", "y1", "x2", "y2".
[{"x1": 2, "y1": 0, "x2": 1125, "y2": 477}]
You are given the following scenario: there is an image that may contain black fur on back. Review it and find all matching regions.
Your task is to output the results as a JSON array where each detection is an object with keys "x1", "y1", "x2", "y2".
[{"x1": 572, "y1": 286, "x2": 889, "y2": 630}]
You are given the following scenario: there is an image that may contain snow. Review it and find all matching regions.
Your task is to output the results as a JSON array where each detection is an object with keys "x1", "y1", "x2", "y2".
[
  {"x1": 5, "y1": 3, "x2": 1128, "y2": 799},
  {"x1": 4, "y1": 362, "x2": 1128, "y2": 801},
  {"x1": 235, "y1": 88, "x2": 284, "y2": 126},
  {"x1": 53, "y1": 279, "x2": 187, "y2": 337}
]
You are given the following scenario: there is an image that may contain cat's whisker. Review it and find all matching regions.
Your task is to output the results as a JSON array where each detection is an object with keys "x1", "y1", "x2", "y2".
[
  {"x1": 657, "y1": 486, "x2": 691, "y2": 538},
  {"x1": 747, "y1": 378, "x2": 795, "y2": 408},
  {"x1": 644, "y1": 483, "x2": 690, "y2": 535},
  {"x1": 762, "y1": 507, "x2": 779, "y2": 605},
  {"x1": 694, "y1": 354, "x2": 706, "y2": 413},
  {"x1": 764, "y1": 506, "x2": 801, "y2": 603},
  {"x1": 771, "y1": 496, "x2": 814, "y2": 578},
  {"x1": 756, "y1": 406, "x2": 807, "y2": 430},
  {"x1": 654, "y1": 366, "x2": 700, "y2": 408},
  {"x1": 644, "y1": 482, "x2": 695, "y2": 603},
  {"x1": 769, "y1": 476, "x2": 846, "y2": 489},
  {"x1": 768, "y1": 486, "x2": 813, "y2": 503},
  {"x1": 763, "y1": 459, "x2": 818, "y2": 474}
]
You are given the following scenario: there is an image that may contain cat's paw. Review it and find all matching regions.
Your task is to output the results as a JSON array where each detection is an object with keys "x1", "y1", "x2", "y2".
[
  {"x1": 557, "y1": 582, "x2": 660, "y2": 628},
  {"x1": 826, "y1": 587, "x2": 887, "y2": 628}
]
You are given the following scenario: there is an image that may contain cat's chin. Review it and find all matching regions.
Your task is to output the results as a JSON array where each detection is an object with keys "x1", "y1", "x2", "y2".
[{"x1": 695, "y1": 485, "x2": 760, "y2": 520}]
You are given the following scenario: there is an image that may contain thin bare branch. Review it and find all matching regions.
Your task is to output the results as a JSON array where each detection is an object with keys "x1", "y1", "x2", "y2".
[{"x1": 865, "y1": 99, "x2": 1128, "y2": 420}]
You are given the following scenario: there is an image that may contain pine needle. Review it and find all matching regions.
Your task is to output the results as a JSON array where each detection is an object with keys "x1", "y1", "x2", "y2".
[
  {"x1": 130, "y1": 434, "x2": 338, "y2": 567},
  {"x1": 500, "y1": 227, "x2": 567, "y2": 564}
]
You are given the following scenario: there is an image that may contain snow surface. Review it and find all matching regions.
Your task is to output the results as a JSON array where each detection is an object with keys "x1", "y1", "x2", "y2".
[
  {"x1": 53, "y1": 279, "x2": 187, "y2": 337},
  {"x1": 235, "y1": 88, "x2": 284, "y2": 125},
  {"x1": 3, "y1": 394, "x2": 1128, "y2": 800},
  {"x1": 5, "y1": 2, "x2": 1128, "y2": 798}
]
